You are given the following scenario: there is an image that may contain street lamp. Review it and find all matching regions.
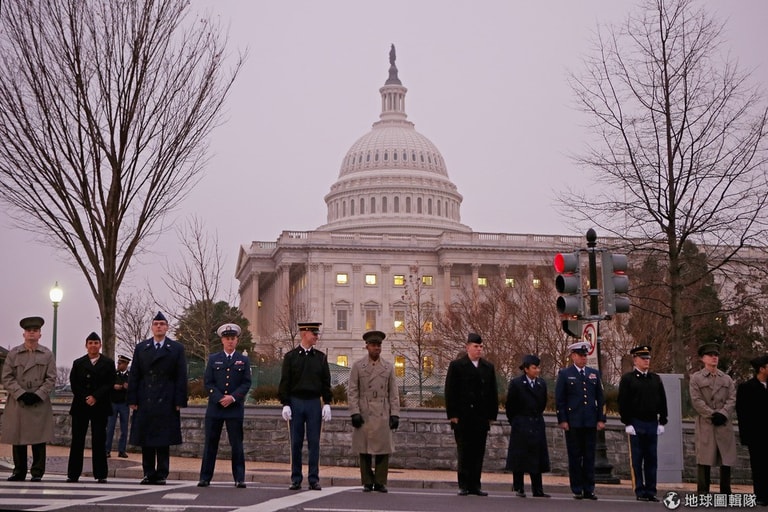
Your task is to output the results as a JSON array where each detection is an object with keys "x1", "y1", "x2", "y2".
[{"x1": 49, "y1": 281, "x2": 63, "y2": 368}]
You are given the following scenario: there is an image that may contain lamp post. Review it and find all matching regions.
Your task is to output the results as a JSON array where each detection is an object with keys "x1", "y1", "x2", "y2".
[{"x1": 49, "y1": 282, "x2": 63, "y2": 368}]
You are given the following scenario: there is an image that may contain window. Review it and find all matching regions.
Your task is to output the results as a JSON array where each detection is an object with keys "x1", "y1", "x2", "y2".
[
  {"x1": 394, "y1": 196, "x2": 399, "y2": 213},
  {"x1": 417, "y1": 197, "x2": 422, "y2": 214},
  {"x1": 505, "y1": 278, "x2": 515, "y2": 288},
  {"x1": 370, "y1": 197, "x2": 375, "y2": 213},
  {"x1": 336, "y1": 273, "x2": 349, "y2": 285},
  {"x1": 421, "y1": 275, "x2": 433, "y2": 286},
  {"x1": 532, "y1": 278, "x2": 541, "y2": 289},
  {"x1": 477, "y1": 277, "x2": 488, "y2": 287},
  {"x1": 365, "y1": 310, "x2": 376, "y2": 331},
  {"x1": 365, "y1": 274, "x2": 377, "y2": 286},
  {"x1": 337, "y1": 309, "x2": 348, "y2": 331},
  {"x1": 423, "y1": 356, "x2": 434, "y2": 378},
  {"x1": 393, "y1": 274, "x2": 405, "y2": 286},
  {"x1": 382, "y1": 196, "x2": 388, "y2": 213},
  {"x1": 423, "y1": 320, "x2": 433, "y2": 333},
  {"x1": 450, "y1": 275, "x2": 461, "y2": 287},
  {"x1": 360, "y1": 199, "x2": 364, "y2": 214},
  {"x1": 393, "y1": 310, "x2": 405, "y2": 332},
  {"x1": 350, "y1": 200, "x2": 355, "y2": 215},
  {"x1": 336, "y1": 355, "x2": 348, "y2": 367},
  {"x1": 406, "y1": 197, "x2": 411, "y2": 213},
  {"x1": 395, "y1": 356, "x2": 405, "y2": 377}
]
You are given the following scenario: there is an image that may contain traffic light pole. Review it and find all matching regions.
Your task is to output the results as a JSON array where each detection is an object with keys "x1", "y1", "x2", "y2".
[{"x1": 586, "y1": 229, "x2": 620, "y2": 484}]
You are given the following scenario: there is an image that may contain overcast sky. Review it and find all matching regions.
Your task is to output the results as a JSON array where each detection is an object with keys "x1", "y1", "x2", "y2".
[{"x1": 1, "y1": 0, "x2": 766, "y2": 369}]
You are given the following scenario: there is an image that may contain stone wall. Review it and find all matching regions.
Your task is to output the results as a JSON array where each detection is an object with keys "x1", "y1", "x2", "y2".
[{"x1": 7, "y1": 405, "x2": 752, "y2": 484}]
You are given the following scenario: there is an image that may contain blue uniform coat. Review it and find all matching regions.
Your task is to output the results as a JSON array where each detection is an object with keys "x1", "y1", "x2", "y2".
[
  {"x1": 555, "y1": 365, "x2": 606, "y2": 427},
  {"x1": 127, "y1": 338, "x2": 188, "y2": 447},
  {"x1": 204, "y1": 351, "x2": 252, "y2": 418}
]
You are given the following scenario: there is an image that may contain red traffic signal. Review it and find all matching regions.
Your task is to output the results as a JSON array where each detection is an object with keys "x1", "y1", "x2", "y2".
[{"x1": 554, "y1": 252, "x2": 583, "y2": 316}]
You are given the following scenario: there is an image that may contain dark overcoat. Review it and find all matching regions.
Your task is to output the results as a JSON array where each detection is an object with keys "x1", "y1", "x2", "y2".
[
  {"x1": 127, "y1": 338, "x2": 188, "y2": 447},
  {"x1": 204, "y1": 351, "x2": 252, "y2": 419},
  {"x1": 445, "y1": 355, "x2": 498, "y2": 429},
  {"x1": 505, "y1": 374, "x2": 550, "y2": 474},
  {"x1": 69, "y1": 354, "x2": 115, "y2": 418},
  {"x1": 736, "y1": 376, "x2": 768, "y2": 448}
]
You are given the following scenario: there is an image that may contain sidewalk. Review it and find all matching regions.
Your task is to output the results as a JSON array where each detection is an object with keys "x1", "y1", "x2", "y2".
[{"x1": 0, "y1": 444, "x2": 751, "y2": 496}]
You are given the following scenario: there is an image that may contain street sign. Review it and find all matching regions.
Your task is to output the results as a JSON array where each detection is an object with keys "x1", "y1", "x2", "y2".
[{"x1": 582, "y1": 321, "x2": 598, "y2": 367}]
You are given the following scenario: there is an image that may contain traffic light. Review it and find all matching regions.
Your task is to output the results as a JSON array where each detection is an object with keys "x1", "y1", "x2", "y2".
[
  {"x1": 554, "y1": 252, "x2": 583, "y2": 316},
  {"x1": 602, "y1": 251, "x2": 629, "y2": 315}
]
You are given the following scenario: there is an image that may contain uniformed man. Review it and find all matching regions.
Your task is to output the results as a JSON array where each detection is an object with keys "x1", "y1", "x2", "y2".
[
  {"x1": 106, "y1": 354, "x2": 131, "y2": 458},
  {"x1": 197, "y1": 323, "x2": 252, "y2": 488},
  {"x1": 617, "y1": 345, "x2": 668, "y2": 502},
  {"x1": 689, "y1": 342, "x2": 737, "y2": 495},
  {"x1": 348, "y1": 330, "x2": 400, "y2": 493},
  {"x1": 445, "y1": 333, "x2": 499, "y2": 497},
  {"x1": 1, "y1": 316, "x2": 56, "y2": 482},
  {"x1": 279, "y1": 321, "x2": 332, "y2": 491},
  {"x1": 128, "y1": 311, "x2": 188, "y2": 485},
  {"x1": 736, "y1": 354, "x2": 768, "y2": 506},
  {"x1": 555, "y1": 341, "x2": 606, "y2": 500},
  {"x1": 66, "y1": 332, "x2": 115, "y2": 483}
]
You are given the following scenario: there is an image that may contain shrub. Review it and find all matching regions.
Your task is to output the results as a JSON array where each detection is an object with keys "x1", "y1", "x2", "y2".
[
  {"x1": 251, "y1": 384, "x2": 279, "y2": 403},
  {"x1": 331, "y1": 384, "x2": 347, "y2": 404},
  {"x1": 187, "y1": 378, "x2": 206, "y2": 399}
]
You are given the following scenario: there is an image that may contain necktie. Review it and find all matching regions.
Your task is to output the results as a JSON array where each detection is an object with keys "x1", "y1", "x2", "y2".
[
  {"x1": 155, "y1": 343, "x2": 161, "y2": 350},
  {"x1": 227, "y1": 354, "x2": 232, "y2": 362},
  {"x1": 580, "y1": 369, "x2": 585, "y2": 378},
  {"x1": 530, "y1": 379, "x2": 535, "y2": 389}
]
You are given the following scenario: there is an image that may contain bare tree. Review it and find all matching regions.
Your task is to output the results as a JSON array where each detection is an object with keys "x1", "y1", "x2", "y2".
[
  {"x1": 0, "y1": 0, "x2": 244, "y2": 357},
  {"x1": 115, "y1": 291, "x2": 154, "y2": 357},
  {"x1": 155, "y1": 216, "x2": 236, "y2": 361},
  {"x1": 565, "y1": 0, "x2": 768, "y2": 372},
  {"x1": 268, "y1": 291, "x2": 310, "y2": 357}
]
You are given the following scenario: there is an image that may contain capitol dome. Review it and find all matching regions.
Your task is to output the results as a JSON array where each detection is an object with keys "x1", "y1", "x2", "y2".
[{"x1": 318, "y1": 46, "x2": 471, "y2": 235}]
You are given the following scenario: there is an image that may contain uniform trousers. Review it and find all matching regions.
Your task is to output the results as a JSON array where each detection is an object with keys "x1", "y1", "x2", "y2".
[
  {"x1": 564, "y1": 427, "x2": 597, "y2": 495},
  {"x1": 628, "y1": 419, "x2": 659, "y2": 498},
  {"x1": 513, "y1": 471, "x2": 544, "y2": 494},
  {"x1": 68, "y1": 414, "x2": 108, "y2": 480},
  {"x1": 142, "y1": 446, "x2": 170, "y2": 480},
  {"x1": 289, "y1": 397, "x2": 321, "y2": 485},
  {"x1": 747, "y1": 442, "x2": 768, "y2": 503},
  {"x1": 453, "y1": 421, "x2": 489, "y2": 492},
  {"x1": 106, "y1": 402, "x2": 130, "y2": 454},
  {"x1": 199, "y1": 415, "x2": 245, "y2": 482},
  {"x1": 359, "y1": 453, "x2": 389, "y2": 486},
  {"x1": 11, "y1": 444, "x2": 46, "y2": 479}
]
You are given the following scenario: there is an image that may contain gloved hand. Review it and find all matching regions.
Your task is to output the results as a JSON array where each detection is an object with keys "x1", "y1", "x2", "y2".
[
  {"x1": 281, "y1": 405, "x2": 292, "y2": 421},
  {"x1": 711, "y1": 412, "x2": 727, "y2": 426},
  {"x1": 19, "y1": 392, "x2": 39, "y2": 406},
  {"x1": 389, "y1": 415, "x2": 400, "y2": 430},
  {"x1": 624, "y1": 425, "x2": 636, "y2": 436},
  {"x1": 322, "y1": 404, "x2": 332, "y2": 422},
  {"x1": 657, "y1": 425, "x2": 665, "y2": 435},
  {"x1": 351, "y1": 413, "x2": 364, "y2": 428}
]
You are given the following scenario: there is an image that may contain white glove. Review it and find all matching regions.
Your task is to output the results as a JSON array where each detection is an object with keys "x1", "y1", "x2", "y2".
[
  {"x1": 322, "y1": 404, "x2": 332, "y2": 422},
  {"x1": 657, "y1": 425, "x2": 665, "y2": 436},
  {"x1": 281, "y1": 405, "x2": 292, "y2": 421},
  {"x1": 625, "y1": 425, "x2": 636, "y2": 435}
]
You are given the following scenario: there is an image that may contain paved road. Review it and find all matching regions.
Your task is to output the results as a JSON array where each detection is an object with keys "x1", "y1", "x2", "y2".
[{"x1": 0, "y1": 476, "x2": 734, "y2": 511}]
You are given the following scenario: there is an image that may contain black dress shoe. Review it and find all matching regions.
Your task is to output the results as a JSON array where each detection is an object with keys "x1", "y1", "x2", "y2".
[
  {"x1": 289, "y1": 482, "x2": 301, "y2": 490},
  {"x1": 583, "y1": 492, "x2": 598, "y2": 500},
  {"x1": 235, "y1": 481, "x2": 246, "y2": 488},
  {"x1": 30, "y1": 476, "x2": 42, "y2": 482},
  {"x1": 515, "y1": 489, "x2": 527, "y2": 497},
  {"x1": 153, "y1": 478, "x2": 166, "y2": 485},
  {"x1": 470, "y1": 489, "x2": 489, "y2": 496},
  {"x1": 309, "y1": 482, "x2": 322, "y2": 490},
  {"x1": 636, "y1": 496, "x2": 649, "y2": 502},
  {"x1": 6, "y1": 474, "x2": 25, "y2": 482},
  {"x1": 363, "y1": 484, "x2": 373, "y2": 492},
  {"x1": 140, "y1": 477, "x2": 152, "y2": 485},
  {"x1": 118, "y1": 452, "x2": 129, "y2": 458},
  {"x1": 197, "y1": 480, "x2": 210, "y2": 487},
  {"x1": 97, "y1": 478, "x2": 108, "y2": 484},
  {"x1": 458, "y1": 488, "x2": 470, "y2": 496},
  {"x1": 646, "y1": 496, "x2": 660, "y2": 502},
  {"x1": 573, "y1": 493, "x2": 584, "y2": 500},
  {"x1": 533, "y1": 492, "x2": 551, "y2": 498},
  {"x1": 66, "y1": 477, "x2": 79, "y2": 483},
  {"x1": 373, "y1": 484, "x2": 388, "y2": 493}
]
